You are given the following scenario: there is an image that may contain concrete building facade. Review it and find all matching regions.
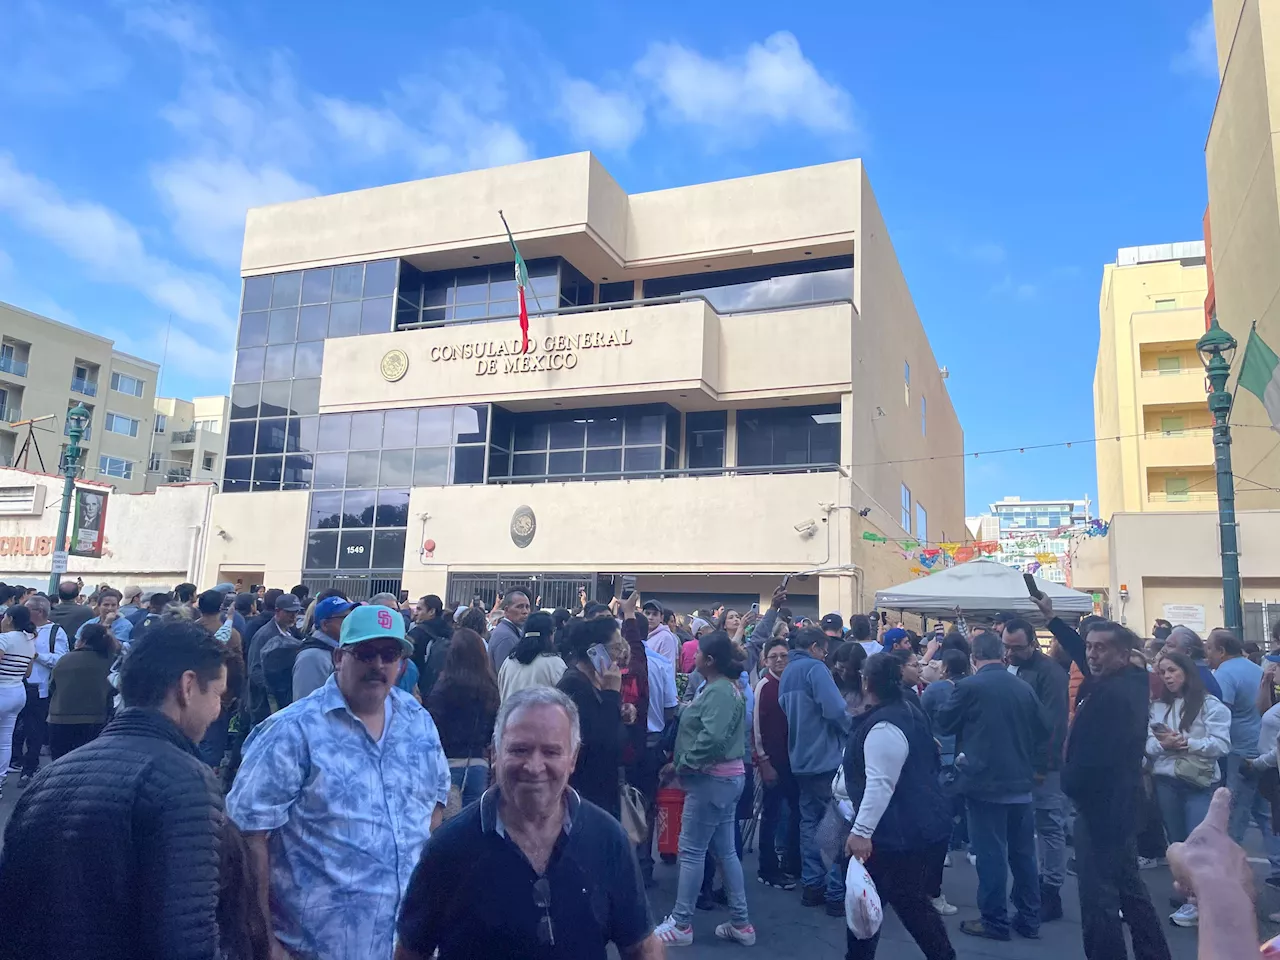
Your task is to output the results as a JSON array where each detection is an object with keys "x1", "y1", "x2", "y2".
[
  {"x1": 0, "y1": 301, "x2": 160, "y2": 492},
  {"x1": 203, "y1": 154, "x2": 966, "y2": 614},
  {"x1": 966, "y1": 496, "x2": 1092, "y2": 585},
  {"x1": 147, "y1": 396, "x2": 229, "y2": 492}
]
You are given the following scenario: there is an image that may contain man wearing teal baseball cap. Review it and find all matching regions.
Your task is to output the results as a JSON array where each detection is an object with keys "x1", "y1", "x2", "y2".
[{"x1": 227, "y1": 603, "x2": 451, "y2": 960}]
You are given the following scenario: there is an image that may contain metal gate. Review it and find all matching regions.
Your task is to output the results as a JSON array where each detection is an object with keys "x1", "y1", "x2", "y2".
[
  {"x1": 445, "y1": 572, "x2": 594, "y2": 611},
  {"x1": 301, "y1": 570, "x2": 403, "y2": 602},
  {"x1": 1244, "y1": 601, "x2": 1280, "y2": 649}
]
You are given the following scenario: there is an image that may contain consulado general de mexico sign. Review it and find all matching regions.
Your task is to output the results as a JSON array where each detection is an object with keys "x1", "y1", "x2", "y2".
[{"x1": 401, "y1": 328, "x2": 636, "y2": 378}]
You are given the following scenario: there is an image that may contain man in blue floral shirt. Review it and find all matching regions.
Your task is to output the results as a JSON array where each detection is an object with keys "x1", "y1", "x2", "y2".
[{"x1": 228, "y1": 604, "x2": 450, "y2": 960}]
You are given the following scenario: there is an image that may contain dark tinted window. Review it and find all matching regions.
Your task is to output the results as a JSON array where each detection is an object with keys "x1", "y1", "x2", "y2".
[
  {"x1": 643, "y1": 256, "x2": 852, "y2": 313},
  {"x1": 686, "y1": 411, "x2": 726, "y2": 470},
  {"x1": 736, "y1": 406, "x2": 840, "y2": 468}
]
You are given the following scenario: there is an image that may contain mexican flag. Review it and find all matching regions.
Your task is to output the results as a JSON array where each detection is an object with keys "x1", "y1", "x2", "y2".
[
  {"x1": 500, "y1": 211, "x2": 530, "y2": 354},
  {"x1": 1238, "y1": 326, "x2": 1280, "y2": 433}
]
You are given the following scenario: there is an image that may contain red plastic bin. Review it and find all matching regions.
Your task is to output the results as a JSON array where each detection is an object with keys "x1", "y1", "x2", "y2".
[{"x1": 656, "y1": 787, "x2": 685, "y2": 856}]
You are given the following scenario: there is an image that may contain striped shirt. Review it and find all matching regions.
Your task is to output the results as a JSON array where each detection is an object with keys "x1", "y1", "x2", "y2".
[{"x1": 0, "y1": 630, "x2": 37, "y2": 686}]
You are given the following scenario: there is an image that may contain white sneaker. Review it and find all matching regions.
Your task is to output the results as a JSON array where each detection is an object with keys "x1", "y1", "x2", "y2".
[
  {"x1": 1169, "y1": 903, "x2": 1198, "y2": 927},
  {"x1": 931, "y1": 895, "x2": 959, "y2": 916},
  {"x1": 654, "y1": 916, "x2": 694, "y2": 947},
  {"x1": 967, "y1": 852, "x2": 977, "y2": 866},
  {"x1": 715, "y1": 921, "x2": 758, "y2": 946},
  {"x1": 1137, "y1": 856, "x2": 1162, "y2": 870},
  {"x1": 943, "y1": 852, "x2": 952, "y2": 867}
]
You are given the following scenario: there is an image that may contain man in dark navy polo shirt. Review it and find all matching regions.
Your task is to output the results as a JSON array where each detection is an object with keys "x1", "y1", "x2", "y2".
[{"x1": 395, "y1": 686, "x2": 659, "y2": 960}]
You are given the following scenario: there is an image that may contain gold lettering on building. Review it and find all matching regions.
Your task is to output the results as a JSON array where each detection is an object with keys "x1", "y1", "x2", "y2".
[
  {"x1": 428, "y1": 329, "x2": 632, "y2": 376},
  {"x1": 0, "y1": 536, "x2": 55, "y2": 557}
]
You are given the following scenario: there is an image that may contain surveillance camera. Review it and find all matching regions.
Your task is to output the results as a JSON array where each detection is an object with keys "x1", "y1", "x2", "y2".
[
  {"x1": 794, "y1": 519, "x2": 818, "y2": 538},
  {"x1": 858, "y1": 507, "x2": 871, "y2": 518}
]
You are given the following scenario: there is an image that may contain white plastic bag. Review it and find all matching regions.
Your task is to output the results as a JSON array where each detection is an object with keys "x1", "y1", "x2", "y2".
[{"x1": 844, "y1": 856, "x2": 884, "y2": 940}]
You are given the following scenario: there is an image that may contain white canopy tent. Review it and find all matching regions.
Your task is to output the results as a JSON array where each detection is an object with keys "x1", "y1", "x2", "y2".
[{"x1": 874, "y1": 559, "x2": 1095, "y2": 625}]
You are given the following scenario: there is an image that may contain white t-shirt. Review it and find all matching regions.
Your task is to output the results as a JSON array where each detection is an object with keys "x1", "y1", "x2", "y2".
[
  {"x1": 0, "y1": 631, "x2": 37, "y2": 687},
  {"x1": 644, "y1": 647, "x2": 679, "y2": 734}
]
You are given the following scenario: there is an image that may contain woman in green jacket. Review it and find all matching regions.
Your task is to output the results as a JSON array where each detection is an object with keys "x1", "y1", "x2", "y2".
[{"x1": 654, "y1": 631, "x2": 756, "y2": 948}]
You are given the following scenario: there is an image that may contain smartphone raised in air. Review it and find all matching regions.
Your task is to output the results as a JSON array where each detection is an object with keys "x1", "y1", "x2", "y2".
[{"x1": 1023, "y1": 573, "x2": 1044, "y2": 600}]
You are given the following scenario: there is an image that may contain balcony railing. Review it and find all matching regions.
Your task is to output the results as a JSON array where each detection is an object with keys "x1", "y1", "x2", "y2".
[
  {"x1": 165, "y1": 468, "x2": 192, "y2": 482},
  {"x1": 1139, "y1": 368, "x2": 1201, "y2": 378},
  {"x1": 0, "y1": 356, "x2": 28, "y2": 377},
  {"x1": 0, "y1": 405, "x2": 21, "y2": 425},
  {"x1": 171, "y1": 429, "x2": 197, "y2": 443},
  {"x1": 70, "y1": 376, "x2": 98, "y2": 397},
  {"x1": 1147, "y1": 491, "x2": 1216, "y2": 504},
  {"x1": 1142, "y1": 428, "x2": 1213, "y2": 439}
]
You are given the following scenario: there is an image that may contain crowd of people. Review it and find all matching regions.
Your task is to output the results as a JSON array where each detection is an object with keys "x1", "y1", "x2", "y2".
[{"x1": 0, "y1": 575, "x2": 1273, "y2": 958}]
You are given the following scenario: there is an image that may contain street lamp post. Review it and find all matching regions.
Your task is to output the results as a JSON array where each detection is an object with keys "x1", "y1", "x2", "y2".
[
  {"x1": 1196, "y1": 318, "x2": 1243, "y2": 635},
  {"x1": 48, "y1": 404, "x2": 91, "y2": 595}
]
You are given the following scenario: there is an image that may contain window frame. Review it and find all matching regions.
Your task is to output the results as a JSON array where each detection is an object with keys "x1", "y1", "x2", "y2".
[
  {"x1": 99, "y1": 455, "x2": 133, "y2": 479},
  {"x1": 900, "y1": 483, "x2": 912, "y2": 532},
  {"x1": 109, "y1": 371, "x2": 145, "y2": 397},
  {"x1": 104, "y1": 412, "x2": 140, "y2": 438}
]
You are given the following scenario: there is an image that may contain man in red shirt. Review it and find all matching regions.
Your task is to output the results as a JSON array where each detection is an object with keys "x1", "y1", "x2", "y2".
[{"x1": 753, "y1": 636, "x2": 800, "y2": 888}]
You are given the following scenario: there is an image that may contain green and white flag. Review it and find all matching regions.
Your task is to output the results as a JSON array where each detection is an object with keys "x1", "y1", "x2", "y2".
[{"x1": 1238, "y1": 327, "x2": 1280, "y2": 433}]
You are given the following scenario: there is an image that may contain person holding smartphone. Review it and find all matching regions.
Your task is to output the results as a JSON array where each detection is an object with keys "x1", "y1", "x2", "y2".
[{"x1": 557, "y1": 617, "x2": 628, "y2": 819}]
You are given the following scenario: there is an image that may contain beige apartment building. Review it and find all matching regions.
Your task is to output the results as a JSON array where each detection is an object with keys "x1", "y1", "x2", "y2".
[
  {"x1": 147, "y1": 395, "x2": 229, "y2": 491},
  {"x1": 202, "y1": 153, "x2": 966, "y2": 615},
  {"x1": 0, "y1": 301, "x2": 159, "y2": 493}
]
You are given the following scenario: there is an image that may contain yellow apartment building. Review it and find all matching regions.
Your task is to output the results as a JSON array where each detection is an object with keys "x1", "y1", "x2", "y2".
[
  {"x1": 147, "y1": 395, "x2": 229, "y2": 491},
  {"x1": 201, "y1": 153, "x2": 966, "y2": 616}
]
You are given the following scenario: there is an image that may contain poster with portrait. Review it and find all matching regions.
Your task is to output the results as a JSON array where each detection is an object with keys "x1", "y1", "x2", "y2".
[{"x1": 70, "y1": 487, "x2": 108, "y2": 558}]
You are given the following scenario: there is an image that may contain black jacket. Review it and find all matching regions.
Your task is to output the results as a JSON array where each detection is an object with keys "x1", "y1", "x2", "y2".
[
  {"x1": 1048, "y1": 617, "x2": 1150, "y2": 843},
  {"x1": 0, "y1": 708, "x2": 223, "y2": 960},
  {"x1": 1011, "y1": 651, "x2": 1070, "y2": 772},
  {"x1": 933, "y1": 662, "x2": 1050, "y2": 799},
  {"x1": 557, "y1": 667, "x2": 624, "y2": 819},
  {"x1": 48, "y1": 599, "x2": 93, "y2": 638},
  {"x1": 409, "y1": 617, "x2": 452, "y2": 700}
]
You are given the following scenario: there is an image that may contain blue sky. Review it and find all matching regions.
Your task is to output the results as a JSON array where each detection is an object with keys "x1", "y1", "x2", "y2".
[{"x1": 0, "y1": 0, "x2": 1219, "y2": 514}]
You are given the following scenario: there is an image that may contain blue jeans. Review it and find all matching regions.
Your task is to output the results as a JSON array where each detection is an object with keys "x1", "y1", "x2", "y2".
[
  {"x1": 966, "y1": 797, "x2": 1040, "y2": 936},
  {"x1": 672, "y1": 773, "x2": 749, "y2": 926},
  {"x1": 450, "y1": 762, "x2": 488, "y2": 808},
  {"x1": 1152, "y1": 774, "x2": 1214, "y2": 845},
  {"x1": 1033, "y1": 772, "x2": 1068, "y2": 889},
  {"x1": 796, "y1": 771, "x2": 836, "y2": 888},
  {"x1": 825, "y1": 857, "x2": 846, "y2": 906}
]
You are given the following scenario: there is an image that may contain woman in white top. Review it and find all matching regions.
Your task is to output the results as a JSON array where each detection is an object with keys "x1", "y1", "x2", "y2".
[
  {"x1": 0, "y1": 603, "x2": 38, "y2": 798},
  {"x1": 497, "y1": 612, "x2": 566, "y2": 702}
]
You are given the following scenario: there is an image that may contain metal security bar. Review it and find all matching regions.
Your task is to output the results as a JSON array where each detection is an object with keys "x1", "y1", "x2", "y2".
[
  {"x1": 301, "y1": 571, "x2": 403, "y2": 602},
  {"x1": 444, "y1": 573, "x2": 594, "y2": 611}
]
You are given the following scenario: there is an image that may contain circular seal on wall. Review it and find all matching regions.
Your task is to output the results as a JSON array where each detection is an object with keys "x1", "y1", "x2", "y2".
[
  {"x1": 380, "y1": 349, "x2": 409, "y2": 382},
  {"x1": 510, "y1": 505, "x2": 537, "y2": 549}
]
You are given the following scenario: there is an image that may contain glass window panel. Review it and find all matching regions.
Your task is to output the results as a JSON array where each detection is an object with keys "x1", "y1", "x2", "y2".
[
  {"x1": 289, "y1": 379, "x2": 321, "y2": 417},
  {"x1": 256, "y1": 418, "x2": 287, "y2": 455},
  {"x1": 417, "y1": 408, "x2": 453, "y2": 446},
  {"x1": 396, "y1": 299, "x2": 419, "y2": 330},
  {"x1": 423, "y1": 277, "x2": 449, "y2": 307},
  {"x1": 624, "y1": 446, "x2": 661, "y2": 473},
  {"x1": 454, "y1": 405, "x2": 487, "y2": 443},
  {"x1": 283, "y1": 455, "x2": 313, "y2": 490},
  {"x1": 298, "y1": 304, "x2": 329, "y2": 341},
  {"x1": 548, "y1": 420, "x2": 586, "y2": 449},
  {"x1": 306, "y1": 531, "x2": 339, "y2": 570},
  {"x1": 235, "y1": 347, "x2": 265, "y2": 383},
  {"x1": 267, "y1": 308, "x2": 298, "y2": 344},
  {"x1": 376, "y1": 489, "x2": 410, "y2": 527},
  {"x1": 512, "y1": 452, "x2": 546, "y2": 477},
  {"x1": 413, "y1": 447, "x2": 450, "y2": 485},
  {"x1": 383, "y1": 409, "x2": 418, "y2": 447},
  {"x1": 271, "y1": 272, "x2": 302, "y2": 308},
  {"x1": 665, "y1": 446, "x2": 678, "y2": 470},
  {"x1": 264, "y1": 344, "x2": 294, "y2": 380},
  {"x1": 363, "y1": 260, "x2": 398, "y2": 297},
  {"x1": 625, "y1": 414, "x2": 663, "y2": 445},
  {"x1": 360, "y1": 296, "x2": 393, "y2": 335},
  {"x1": 736, "y1": 414, "x2": 771, "y2": 467},
  {"x1": 328, "y1": 299, "x2": 361, "y2": 338},
  {"x1": 310, "y1": 491, "x2": 343, "y2": 529},
  {"x1": 514, "y1": 421, "x2": 548, "y2": 452},
  {"x1": 450, "y1": 302, "x2": 487, "y2": 320},
  {"x1": 686, "y1": 411, "x2": 726, "y2": 470},
  {"x1": 230, "y1": 383, "x2": 260, "y2": 421},
  {"x1": 242, "y1": 275, "x2": 272, "y2": 312},
  {"x1": 317, "y1": 413, "x2": 350, "y2": 452},
  {"x1": 487, "y1": 300, "x2": 518, "y2": 319},
  {"x1": 259, "y1": 381, "x2": 291, "y2": 419},
  {"x1": 548, "y1": 450, "x2": 583, "y2": 477},
  {"x1": 810, "y1": 421, "x2": 839, "y2": 463},
  {"x1": 488, "y1": 444, "x2": 510, "y2": 478},
  {"x1": 454, "y1": 267, "x2": 488, "y2": 304},
  {"x1": 774, "y1": 422, "x2": 808, "y2": 464},
  {"x1": 313, "y1": 453, "x2": 347, "y2": 489},
  {"x1": 223, "y1": 457, "x2": 252, "y2": 492},
  {"x1": 294, "y1": 341, "x2": 324, "y2": 379},
  {"x1": 489, "y1": 277, "x2": 517, "y2": 300},
  {"x1": 529, "y1": 274, "x2": 559, "y2": 299},
  {"x1": 452, "y1": 446, "x2": 485, "y2": 484},
  {"x1": 349, "y1": 411, "x2": 383, "y2": 449},
  {"x1": 252, "y1": 456, "x2": 283, "y2": 490},
  {"x1": 332, "y1": 264, "x2": 363, "y2": 301},
  {"x1": 346, "y1": 450, "x2": 380, "y2": 487},
  {"x1": 372, "y1": 530, "x2": 407, "y2": 569},
  {"x1": 586, "y1": 416, "x2": 623, "y2": 447},
  {"x1": 343, "y1": 489, "x2": 376, "y2": 528},
  {"x1": 380, "y1": 449, "x2": 414, "y2": 486},
  {"x1": 338, "y1": 530, "x2": 373, "y2": 569},
  {"x1": 226, "y1": 421, "x2": 256, "y2": 457},
  {"x1": 238, "y1": 312, "x2": 268, "y2": 348},
  {"x1": 585, "y1": 447, "x2": 622, "y2": 474},
  {"x1": 292, "y1": 416, "x2": 319, "y2": 455},
  {"x1": 302, "y1": 268, "x2": 333, "y2": 305}
]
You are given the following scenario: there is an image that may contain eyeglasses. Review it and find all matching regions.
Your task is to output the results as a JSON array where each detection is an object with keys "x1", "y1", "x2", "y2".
[
  {"x1": 348, "y1": 645, "x2": 404, "y2": 664},
  {"x1": 532, "y1": 877, "x2": 554, "y2": 946}
]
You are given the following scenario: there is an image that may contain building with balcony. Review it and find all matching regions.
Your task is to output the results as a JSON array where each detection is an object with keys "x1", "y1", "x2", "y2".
[
  {"x1": 0, "y1": 301, "x2": 159, "y2": 491},
  {"x1": 965, "y1": 496, "x2": 1092, "y2": 585},
  {"x1": 202, "y1": 154, "x2": 966, "y2": 611},
  {"x1": 147, "y1": 395, "x2": 229, "y2": 491}
]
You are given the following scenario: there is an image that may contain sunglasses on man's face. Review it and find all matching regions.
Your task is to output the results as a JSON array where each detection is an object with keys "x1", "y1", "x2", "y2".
[{"x1": 348, "y1": 644, "x2": 403, "y2": 664}]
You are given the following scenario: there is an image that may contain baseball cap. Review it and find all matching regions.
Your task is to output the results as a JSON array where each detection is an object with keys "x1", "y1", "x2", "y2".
[
  {"x1": 274, "y1": 593, "x2": 302, "y2": 613},
  {"x1": 316, "y1": 596, "x2": 356, "y2": 623},
  {"x1": 642, "y1": 599, "x2": 664, "y2": 614},
  {"x1": 881, "y1": 627, "x2": 909, "y2": 650},
  {"x1": 339, "y1": 604, "x2": 412, "y2": 653},
  {"x1": 214, "y1": 583, "x2": 237, "y2": 595},
  {"x1": 820, "y1": 613, "x2": 844, "y2": 634},
  {"x1": 122, "y1": 584, "x2": 142, "y2": 601}
]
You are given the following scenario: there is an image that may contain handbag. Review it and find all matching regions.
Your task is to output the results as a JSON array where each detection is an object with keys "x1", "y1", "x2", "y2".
[
  {"x1": 1160, "y1": 703, "x2": 1217, "y2": 788},
  {"x1": 620, "y1": 771, "x2": 647, "y2": 845},
  {"x1": 444, "y1": 715, "x2": 482, "y2": 821}
]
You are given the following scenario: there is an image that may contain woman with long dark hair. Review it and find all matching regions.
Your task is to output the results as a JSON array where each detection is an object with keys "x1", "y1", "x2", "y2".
[
  {"x1": 426, "y1": 628, "x2": 499, "y2": 808},
  {"x1": 556, "y1": 617, "x2": 627, "y2": 818},
  {"x1": 1147, "y1": 649, "x2": 1229, "y2": 927},
  {"x1": 833, "y1": 641, "x2": 868, "y2": 715},
  {"x1": 497, "y1": 612, "x2": 566, "y2": 701}
]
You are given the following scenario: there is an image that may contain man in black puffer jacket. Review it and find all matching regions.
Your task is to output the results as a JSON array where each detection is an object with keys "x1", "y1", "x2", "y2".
[{"x1": 0, "y1": 622, "x2": 231, "y2": 960}]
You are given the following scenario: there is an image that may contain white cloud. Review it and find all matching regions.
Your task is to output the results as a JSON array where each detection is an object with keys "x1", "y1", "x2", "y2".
[
  {"x1": 990, "y1": 275, "x2": 1038, "y2": 301},
  {"x1": 0, "y1": 2, "x2": 130, "y2": 98},
  {"x1": 960, "y1": 241, "x2": 1007, "y2": 265},
  {"x1": 151, "y1": 156, "x2": 316, "y2": 268},
  {"x1": 636, "y1": 31, "x2": 854, "y2": 140},
  {"x1": 1173, "y1": 10, "x2": 1218, "y2": 80},
  {"x1": 117, "y1": 0, "x2": 220, "y2": 57},
  {"x1": 557, "y1": 78, "x2": 645, "y2": 152}
]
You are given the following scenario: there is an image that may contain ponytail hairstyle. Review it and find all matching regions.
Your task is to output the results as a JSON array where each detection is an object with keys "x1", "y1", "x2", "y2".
[{"x1": 4, "y1": 604, "x2": 36, "y2": 636}]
